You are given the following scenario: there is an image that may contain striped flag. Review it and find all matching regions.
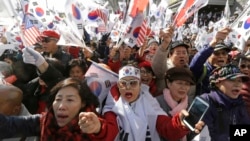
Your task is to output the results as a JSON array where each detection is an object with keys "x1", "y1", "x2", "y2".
[
  {"x1": 98, "y1": 24, "x2": 107, "y2": 33},
  {"x1": 96, "y1": 8, "x2": 108, "y2": 25},
  {"x1": 123, "y1": 13, "x2": 144, "y2": 47},
  {"x1": 136, "y1": 18, "x2": 148, "y2": 46},
  {"x1": 174, "y1": 0, "x2": 208, "y2": 27},
  {"x1": 21, "y1": 15, "x2": 42, "y2": 46}
]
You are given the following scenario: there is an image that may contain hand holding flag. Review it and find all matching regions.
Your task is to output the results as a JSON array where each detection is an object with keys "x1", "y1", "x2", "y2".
[{"x1": 159, "y1": 25, "x2": 175, "y2": 50}]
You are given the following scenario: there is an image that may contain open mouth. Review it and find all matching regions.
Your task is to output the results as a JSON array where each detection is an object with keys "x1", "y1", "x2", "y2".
[
  {"x1": 57, "y1": 114, "x2": 69, "y2": 120},
  {"x1": 217, "y1": 60, "x2": 225, "y2": 63},
  {"x1": 179, "y1": 59, "x2": 186, "y2": 64},
  {"x1": 125, "y1": 92, "x2": 133, "y2": 99},
  {"x1": 232, "y1": 89, "x2": 240, "y2": 95},
  {"x1": 178, "y1": 91, "x2": 186, "y2": 95},
  {"x1": 141, "y1": 78, "x2": 150, "y2": 84}
]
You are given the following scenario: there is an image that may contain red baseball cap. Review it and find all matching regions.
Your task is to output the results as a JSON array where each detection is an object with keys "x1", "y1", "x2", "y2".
[
  {"x1": 138, "y1": 61, "x2": 152, "y2": 68},
  {"x1": 41, "y1": 30, "x2": 60, "y2": 39}
]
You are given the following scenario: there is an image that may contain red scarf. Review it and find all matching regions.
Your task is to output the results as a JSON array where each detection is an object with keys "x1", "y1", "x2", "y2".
[{"x1": 40, "y1": 109, "x2": 91, "y2": 141}]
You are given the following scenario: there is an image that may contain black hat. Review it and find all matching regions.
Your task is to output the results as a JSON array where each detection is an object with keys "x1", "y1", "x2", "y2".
[
  {"x1": 165, "y1": 67, "x2": 195, "y2": 85},
  {"x1": 169, "y1": 41, "x2": 189, "y2": 50},
  {"x1": 214, "y1": 43, "x2": 231, "y2": 52}
]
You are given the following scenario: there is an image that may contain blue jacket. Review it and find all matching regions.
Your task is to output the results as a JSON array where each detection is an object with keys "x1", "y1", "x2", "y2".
[
  {"x1": 200, "y1": 90, "x2": 250, "y2": 141},
  {"x1": 0, "y1": 114, "x2": 41, "y2": 139},
  {"x1": 189, "y1": 45, "x2": 215, "y2": 95}
]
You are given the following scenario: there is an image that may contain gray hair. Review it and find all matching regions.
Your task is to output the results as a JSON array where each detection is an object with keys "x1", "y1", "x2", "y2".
[{"x1": 0, "y1": 61, "x2": 13, "y2": 78}]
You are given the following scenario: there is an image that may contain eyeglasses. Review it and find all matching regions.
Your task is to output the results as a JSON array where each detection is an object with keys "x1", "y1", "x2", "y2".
[
  {"x1": 240, "y1": 64, "x2": 250, "y2": 69},
  {"x1": 118, "y1": 79, "x2": 140, "y2": 89},
  {"x1": 140, "y1": 70, "x2": 152, "y2": 75},
  {"x1": 42, "y1": 37, "x2": 56, "y2": 43}
]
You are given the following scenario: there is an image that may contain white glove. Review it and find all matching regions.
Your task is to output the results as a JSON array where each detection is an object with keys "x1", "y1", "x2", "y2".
[{"x1": 22, "y1": 47, "x2": 45, "y2": 67}]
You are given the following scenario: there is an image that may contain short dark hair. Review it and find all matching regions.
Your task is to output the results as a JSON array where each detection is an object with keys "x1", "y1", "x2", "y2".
[{"x1": 66, "y1": 58, "x2": 88, "y2": 76}]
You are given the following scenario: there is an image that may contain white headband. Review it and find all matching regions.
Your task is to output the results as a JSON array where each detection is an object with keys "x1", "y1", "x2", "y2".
[{"x1": 119, "y1": 66, "x2": 140, "y2": 80}]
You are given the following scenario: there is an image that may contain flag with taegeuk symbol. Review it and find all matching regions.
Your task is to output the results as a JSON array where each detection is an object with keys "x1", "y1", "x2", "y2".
[
  {"x1": 21, "y1": 14, "x2": 42, "y2": 46},
  {"x1": 85, "y1": 61, "x2": 118, "y2": 113},
  {"x1": 28, "y1": 0, "x2": 54, "y2": 28},
  {"x1": 124, "y1": 13, "x2": 144, "y2": 47},
  {"x1": 230, "y1": 5, "x2": 250, "y2": 45}
]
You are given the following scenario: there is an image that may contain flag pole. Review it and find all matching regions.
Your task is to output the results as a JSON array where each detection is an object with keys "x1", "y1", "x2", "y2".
[
  {"x1": 16, "y1": 0, "x2": 30, "y2": 47},
  {"x1": 115, "y1": 0, "x2": 130, "y2": 47},
  {"x1": 7, "y1": 0, "x2": 29, "y2": 47}
]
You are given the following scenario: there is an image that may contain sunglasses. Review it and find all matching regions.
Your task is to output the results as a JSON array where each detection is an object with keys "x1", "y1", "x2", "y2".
[
  {"x1": 118, "y1": 79, "x2": 140, "y2": 89},
  {"x1": 213, "y1": 51, "x2": 228, "y2": 56},
  {"x1": 42, "y1": 37, "x2": 56, "y2": 43},
  {"x1": 240, "y1": 64, "x2": 250, "y2": 69}
]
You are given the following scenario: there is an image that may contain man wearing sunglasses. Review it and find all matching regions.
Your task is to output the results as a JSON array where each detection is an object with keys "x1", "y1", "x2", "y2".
[{"x1": 39, "y1": 30, "x2": 72, "y2": 67}]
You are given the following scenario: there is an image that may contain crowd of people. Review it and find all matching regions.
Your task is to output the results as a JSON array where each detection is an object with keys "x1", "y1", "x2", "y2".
[{"x1": 0, "y1": 5, "x2": 250, "y2": 141}]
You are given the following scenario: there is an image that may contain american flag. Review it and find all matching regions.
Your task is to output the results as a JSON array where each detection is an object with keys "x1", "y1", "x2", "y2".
[
  {"x1": 98, "y1": 24, "x2": 107, "y2": 33},
  {"x1": 21, "y1": 14, "x2": 42, "y2": 46},
  {"x1": 96, "y1": 9, "x2": 108, "y2": 25},
  {"x1": 136, "y1": 18, "x2": 148, "y2": 47}
]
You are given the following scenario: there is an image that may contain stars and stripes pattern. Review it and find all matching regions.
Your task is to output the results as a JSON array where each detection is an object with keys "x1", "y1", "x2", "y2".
[
  {"x1": 136, "y1": 18, "x2": 148, "y2": 46},
  {"x1": 21, "y1": 15, "x2": 42, "y2": 46},
  {"x1": 98, "y1": 24, "x2": 107, "y2": 32},
  {"x1": 96, "y1": 9, "x2": 108, "y2": 25}
]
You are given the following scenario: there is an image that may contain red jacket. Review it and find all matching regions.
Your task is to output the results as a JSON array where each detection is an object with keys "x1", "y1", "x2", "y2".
[
  {"x1": 102, "y1": 85, "x2": 189, "y2": 141},
  {"x1": 107, "y1": 59, "x2": 121, "y2": 73}
]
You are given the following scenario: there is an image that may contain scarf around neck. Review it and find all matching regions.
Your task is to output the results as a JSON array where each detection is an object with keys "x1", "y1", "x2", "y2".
[
  {"x1": 112, "y1": 84, "x2": 167, "y2": 141},
  {"x1": 40, "y1": 109, "x2": 90, "y2": 141},
  {"x1": 163, "y1": 88, "x2": 188, "y2": 116},
  {"x1": 163, "y1": 88, "x2": 188, "y2": 141}
]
